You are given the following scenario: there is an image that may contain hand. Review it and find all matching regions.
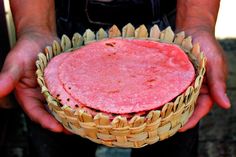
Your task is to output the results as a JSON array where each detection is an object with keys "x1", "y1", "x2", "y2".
[
  {"x1": 179, "y1": 28, "x2": 231, "y2": 132},
  {"x1": 0, "y1": 31, "x2": 64, "y2": 132}
]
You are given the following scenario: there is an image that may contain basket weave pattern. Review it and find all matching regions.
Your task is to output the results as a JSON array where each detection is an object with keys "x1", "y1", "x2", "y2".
[{"x1": 36, "y1": 24, "x2": 206, "y2": 148}]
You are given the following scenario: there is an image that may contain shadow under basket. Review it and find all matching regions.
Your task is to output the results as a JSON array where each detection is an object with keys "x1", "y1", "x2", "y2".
[{"x1": 36, "y1": 23, "x2": 206, "y2": 148}]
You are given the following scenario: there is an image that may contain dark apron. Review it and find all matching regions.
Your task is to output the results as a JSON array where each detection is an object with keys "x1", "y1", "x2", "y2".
[{"x1": 55, "y1": 0, "x2": 176, "y2": 37}]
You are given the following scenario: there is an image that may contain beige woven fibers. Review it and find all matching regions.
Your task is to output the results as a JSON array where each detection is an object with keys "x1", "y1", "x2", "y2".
[{"x1": 36, "y1": 24, "x2": 206, "y2": 148}]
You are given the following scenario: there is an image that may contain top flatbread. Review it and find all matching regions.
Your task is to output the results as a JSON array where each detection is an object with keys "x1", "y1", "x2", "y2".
[{"x1": 44, "y1": 38, "x2": 195, "y2": 114}]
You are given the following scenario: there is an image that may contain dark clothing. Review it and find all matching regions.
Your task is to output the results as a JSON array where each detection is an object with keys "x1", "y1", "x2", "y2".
[
  {"x1": 27, "y1": 119, "x2": 198, "y2": 157},
  {"x1": 26, "y1": 1, "x2": 199, "y2": 157},
  {"x1": 26, "y1": 119, "x2": 98, "y2": 157},
  {"x1": 131, "y1": 125, "x2": 199, "y2": 157},
  {"x1": 55, "y1": 0, "x2": 176, "y2": 36}
]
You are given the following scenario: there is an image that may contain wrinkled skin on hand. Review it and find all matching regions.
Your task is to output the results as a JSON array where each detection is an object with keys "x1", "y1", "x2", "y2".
[
  {"x1": 0, "y1": 32, "x2": 66, "y2": 132},
  {"x1": 179, "y1": 29, "x2": 231, "y2": 132}
]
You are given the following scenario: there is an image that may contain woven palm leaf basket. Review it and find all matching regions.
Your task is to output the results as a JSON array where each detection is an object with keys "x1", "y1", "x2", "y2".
[{"x1": 36, "y1": 23, "x2": 206, "y2": 148}]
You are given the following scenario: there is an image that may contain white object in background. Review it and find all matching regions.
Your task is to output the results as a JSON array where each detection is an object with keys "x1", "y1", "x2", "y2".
[
  {"x1": 4, "y1": 0, "x2": 16, "y2": 48},
  {"x1": 216, "y1": 0, "x2": 236, "y2": 39}
]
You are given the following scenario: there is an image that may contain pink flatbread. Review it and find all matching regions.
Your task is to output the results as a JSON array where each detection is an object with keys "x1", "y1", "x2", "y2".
[
  {"x1": 44, "y1": 38, "x2": 195, "y2": 114},
  {"x1": 44, "y1": 52, "x2": 79, "y2": 107}
]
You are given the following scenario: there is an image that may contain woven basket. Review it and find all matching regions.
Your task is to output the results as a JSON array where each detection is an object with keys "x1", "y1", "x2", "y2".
[{"x1": 36, "y1": 23, "x2": 206, "y2": 148}]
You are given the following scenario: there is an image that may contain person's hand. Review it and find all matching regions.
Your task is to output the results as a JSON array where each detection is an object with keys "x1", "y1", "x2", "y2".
[
  {"x1": 0, "y1": 31, "x2": 64, "y2": 132},
  {"x1": 179, "y1": 28, "x2": 231, "y2": 132}
]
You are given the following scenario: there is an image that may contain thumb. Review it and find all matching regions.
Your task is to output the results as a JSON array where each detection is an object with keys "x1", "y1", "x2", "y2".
[
  {"x1": 0, "y1": 56, "x2": 23, "y2": 98},
  {"x1": 208, "y1": 75, "x2": 231, "y2": 109},
  {"x1": 206, "y1": 56, "x2": 231, "y2": 109}
]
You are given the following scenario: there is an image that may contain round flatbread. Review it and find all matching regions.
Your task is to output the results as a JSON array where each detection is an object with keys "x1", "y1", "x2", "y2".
[{"x1": 45, "y1": 38, "x2": 195, "y2": 114}]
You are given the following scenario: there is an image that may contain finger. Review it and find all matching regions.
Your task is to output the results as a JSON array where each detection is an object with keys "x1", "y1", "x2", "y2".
[
  {"x1": 63, "y1": 128, "x2": 74, "y2": 135},
  {"x1": 22, "y1": 98, "x2": 63, "y2": 132},
  {"x1": 207, "y1": 65, "x2": 231, "y2": 109},
  {"x1": 200, "y1": 84, "x2": 208, "y2": 94},
  {"x1": 15, "y1": 87, "x2": 64, "y2": 132},
  {"x1": 0, "y1": 63, "x2": 23, "y2": 98},
  {"x1": 179, "y1": 94, "x2": 213, "y2": 132}
]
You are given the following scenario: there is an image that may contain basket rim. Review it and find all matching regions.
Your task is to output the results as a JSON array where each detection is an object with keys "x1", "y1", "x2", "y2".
[{"x1": 35, "y1": 23, "x2": 206, "y2": 147}]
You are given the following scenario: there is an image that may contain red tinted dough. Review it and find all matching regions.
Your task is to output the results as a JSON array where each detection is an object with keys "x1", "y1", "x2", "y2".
[{"x1": 45, "y1": 38, "x2": 195, "y2": 114}]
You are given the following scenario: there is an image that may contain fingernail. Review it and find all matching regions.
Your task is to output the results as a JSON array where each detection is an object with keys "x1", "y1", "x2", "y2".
[
  {"x1": 178, "y1": 128, "x2": 185, "y2": 132},
  {"x1": 51, "y1": 122, "x2": 63, "y2": 132},
  {"x1": 223, "y1": 93, "x2": 231, "y2": 109}
]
